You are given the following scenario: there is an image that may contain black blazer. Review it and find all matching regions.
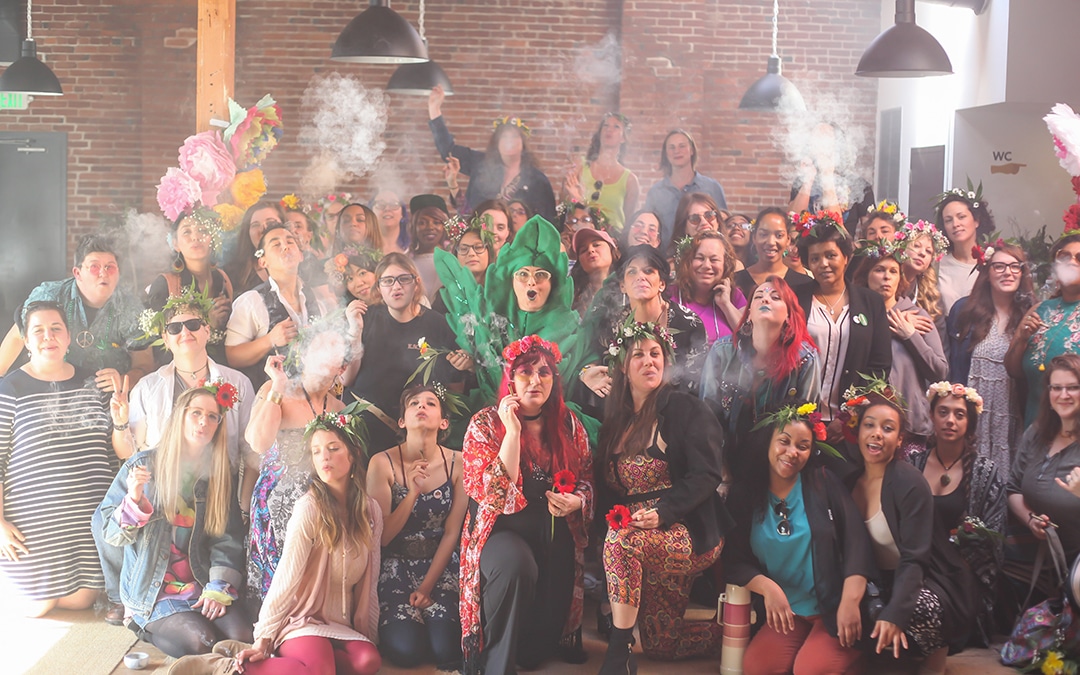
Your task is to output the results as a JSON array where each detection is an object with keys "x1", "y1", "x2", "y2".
[
  {"x1": 796, "y1": 283, "x2": 892, "y2": 403},
  {"x1": 725, "y1": 465, "x2": 877, "y2": 636}
]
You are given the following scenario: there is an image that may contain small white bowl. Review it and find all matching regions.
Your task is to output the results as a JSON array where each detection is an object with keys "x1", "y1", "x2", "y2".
[{"x1": 124, "y1": 652, "x2": 150, "y2": 670}]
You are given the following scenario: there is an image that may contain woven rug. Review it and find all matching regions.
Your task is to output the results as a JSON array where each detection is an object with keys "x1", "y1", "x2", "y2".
[{"x1": 4, "y1": 609, "x2": 137, "y2": 675}]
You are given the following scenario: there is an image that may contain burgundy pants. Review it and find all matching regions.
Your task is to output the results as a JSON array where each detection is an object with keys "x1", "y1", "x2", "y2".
[{"x1": 743, "y1": 614, "x2": 863, "y2": 675}]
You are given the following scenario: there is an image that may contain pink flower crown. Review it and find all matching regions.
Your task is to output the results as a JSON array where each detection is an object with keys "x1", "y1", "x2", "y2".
[{"x1": 503, "y1": 335, "x2": 562, "y2": 364}]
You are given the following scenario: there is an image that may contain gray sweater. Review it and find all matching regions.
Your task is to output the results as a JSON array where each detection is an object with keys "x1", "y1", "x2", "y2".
[{"x1": 890, "y1": 297, "x2": 948, "y2": 437}]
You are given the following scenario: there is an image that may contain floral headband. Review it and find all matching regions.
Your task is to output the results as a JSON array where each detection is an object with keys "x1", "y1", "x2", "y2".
[
  {"x1": 280, "y1": 193, "x2": 311, "y2": 214},
  {"x1": 174, "y1": 207, "x2": 225, "y2": 254},
  {"x1": 603, "y1": 111, "x2": 632, "y2": 134},
  {"x1": 200, "y1": 378, "x2": 240, "y2": 412},
  {"x1": 793, "y1": 209, "x2": 846, "y2": 239},
  {"x1": 934, "y1": 180, "x2": 984, "y2": 213},
  {"x1": 555, "y1": 200, "x2": 609, "y2": 230},
  {"x1": 136, "y1": 281, "x2": 216, "y2": 346},
  {"x1": 866, "y1": 200, "x2": 907, "y2": 225},
  {"x1": 926, "y1": 381, "x2": 984, "y2": 415},
  {"x1": 895, "y1": 219, "x2": 949, "y2": 258},
  {"x1": 303, "y1": 400, "x2": 370, "y2": 451},
  {"x1": 752, "y1": 401, "x2": 842, "y2": 459},
  {"x1": 605, "y1": 319, "x2": 676, "y2": 368},
  {"x1": 503, "y1": 334, "x2": 562, "y2": 365},
  {"x1": 673, "y1": 235, "x2": 694, "y2": 268},
  {"x1": 836, "y1": 374, "x2": 907, "y2": 442},
  {"x1": 325, "y1": 245, "x2": 382, "y2": 284},
  {"x1": 407, "y1": 381, "x2": 470, "y2": 419},
  {"x1": 493, "y1": 116, "x2": 531, "y2": 137},
  {"x1": 312, "y1": 192, "x2": 352, "y2": 216},
  {"x1": 855, "y1": 239, "x2": 908, "y2": 264},
  {"x1": 971, "y1": 236, "x2": 1010, "y2": 267},
  {"x1": 444, "y1": 213, "x2": 496, "y2": 248}
]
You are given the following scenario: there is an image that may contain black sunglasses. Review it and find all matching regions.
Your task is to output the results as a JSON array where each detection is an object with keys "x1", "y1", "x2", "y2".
[
  {"x1": 591, "y1": 180, "x2": 603, "y2": 203},
  {"x1": 165, "y1": 318, "x2": 206, "y2": 335},
  {"x1": 773, "y1": 499, "x2": 792, "y2": 537}
]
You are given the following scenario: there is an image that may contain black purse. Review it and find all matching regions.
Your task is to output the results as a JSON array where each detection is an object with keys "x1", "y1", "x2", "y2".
[{"x1": 862, "y1": 580, "x2": 885, "y2": 633}]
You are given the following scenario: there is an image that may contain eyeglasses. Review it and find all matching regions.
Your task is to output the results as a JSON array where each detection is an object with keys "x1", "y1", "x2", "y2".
[
  {"x1": 1049, "y1": 384, "x2": 1080, "y2": 395},
  {"x1": 165, "y1": 318, "x2": 206, "y2": 335},
  {"x1": 687, "y1": 211, "x2": 719, "y2": 226},
  {"x1": 591, "y1": 180, "x2": 603, "y2": 203},
  {"x1": 373, "y1": 201, "x2": 400, "y2": 212},
  {"x1": 725, "y1": 220, "x2": 752, "y2": 232},
  {"x1": 513, "y1": 269, "x2": 552, "y2": 283},
  {"x1": 457, "y1": 243, "x2": 487, "y2": 256},
  {"x1": 377, "y1": 273, "x2": 417, "y2": 288},
  {"x1": 186, "y1": 407, "x2": 222, "y2": 425},
  {"x1": 631, "y1": 221, "x2": 660, "y2": 235},
  {"x1": 773, "y1": 499, "x2": 792, "y2": 537},
  {"x1": 82, "y1": 263, "x2": 119, "y2": 277},
  {"x1": 509, "y1": 206, "x2": 528, "y2": 217},
  {"x1": 989, "y1": 262, "x2": 1024, "y2": 275},
  {"x1": 1056, "y1": 251, "x2": 1080, "y2": 265},
  {"x1": 251, "y1": 219, "x2": 282, "y2": 230},
  {"x1": 567, "y1": 215, "x2": 594, "y2": 226}
]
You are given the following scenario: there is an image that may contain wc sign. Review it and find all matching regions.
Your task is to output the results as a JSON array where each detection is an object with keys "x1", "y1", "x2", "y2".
[{"x1": 990, "y1": 150, "x2": 1026, "y2": 175}]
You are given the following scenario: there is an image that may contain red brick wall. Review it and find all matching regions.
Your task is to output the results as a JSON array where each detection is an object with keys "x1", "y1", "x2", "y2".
[{"x1": 2, "y1": 0, "x2": 880, "y2": 258}]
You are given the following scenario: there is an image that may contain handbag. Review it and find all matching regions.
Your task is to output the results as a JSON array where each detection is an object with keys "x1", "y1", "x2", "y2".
[
  {"x1": 1001, "y1": 528, "x2": 1080, "y2": 666},
  {"x1": 862, "y1": 580, "x2": 885, "y2": 632}
]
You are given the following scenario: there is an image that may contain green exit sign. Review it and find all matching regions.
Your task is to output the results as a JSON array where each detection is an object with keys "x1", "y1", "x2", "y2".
[{"x1": 0, "y1": 92, "x2": 29, "y2": 110}]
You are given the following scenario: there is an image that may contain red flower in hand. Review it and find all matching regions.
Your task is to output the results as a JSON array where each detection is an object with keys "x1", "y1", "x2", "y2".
[
  {"x1": 606, "y1": 504, "x2": 631, "y2": 530},
  {"x1": 215, "y1": 382, "x2": 238, "y2": 410},
  {"x1": 552, "y1": 469, "x2": 577, "y2": 494}
]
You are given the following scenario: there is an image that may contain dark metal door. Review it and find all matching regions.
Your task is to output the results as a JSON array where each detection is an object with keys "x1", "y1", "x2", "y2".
[{"x1": 0, "y1": 131, "x2": 67, "y2": 328}]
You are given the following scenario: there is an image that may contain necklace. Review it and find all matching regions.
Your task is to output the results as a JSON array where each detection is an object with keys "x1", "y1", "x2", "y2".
[
  {"x1": 175, "y1": 362, "x2": 209, "y2": 381},
  {"x1": 341, "y1": 539, "x2": 349, "y2": 620},
  {"x1": 934, "y1": 446, "x2": 963, "y2": 487},
  {"x1": 816, "y1": 289, "x2": 847, "y2": 317},
  {"x1": 303, "y1": 388, "x2": 329, "y2": 417},
  {"x1": 521, "y1": 412, "x2": 542, "y2": 421}
]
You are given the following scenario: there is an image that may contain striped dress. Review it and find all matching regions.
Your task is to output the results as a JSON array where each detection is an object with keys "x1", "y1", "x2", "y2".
[{"x1": 0, "y1": 369, "x2": 113, "y2": 599}]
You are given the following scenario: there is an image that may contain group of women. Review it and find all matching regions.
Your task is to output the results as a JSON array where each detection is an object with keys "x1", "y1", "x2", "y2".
[{"x1": 2, "y1": 103, "x2": 1080, "y2": 675}]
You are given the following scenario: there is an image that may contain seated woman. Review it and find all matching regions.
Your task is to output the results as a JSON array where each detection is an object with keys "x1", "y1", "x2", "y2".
[
  {"x1": 725, "y1": 402, "x2": 873, "y2": 675},
  {"x1": 432, "y1": 214, "x2": 496, "y2": 315},
  {"x1": 1006, "y1": 354, "x2": 1080, "y2": 601},
  {"x1": 334, "y1": 202, "x2": 383, "y2": 254},
  {"x1": 851, "y1": 242, "x2": 946, "y2": 442},
  {"x1": 558, "y1": 201, "x2": 603, "y2": 261},
  {"x1": 735, "y1": 208, "x2": 814, "y2": 300},
  {"x1": 670, "y1": 230, "x2": 747, "y2": 345},
  {"x1": 570, "y1": 228, "x2": 620, "y2": 316},
  {"x1": 460, "y1": 336, "x2": 593, "y2": 673},
  {"x1": 701, "y1": 276, "x2": 820, "y2": 484},
  {"x1": 225, "y1": 201, "x2": 286, "y2": 296},
  {"x1": 234, "y1": 412, "x2": 383, "y2": 675},
  {"x1": 896, "y1": 219, "x2": 947, "y2": 339},
  {"x1": 623, "y1": 209, "x2": 663, "y2": 250},
  {"x1": 0, "y1": 302, "x2": 118, "y2": 617},
  {"x1": 670, "y1": 192, "x2": 722, "y2": 252},
  {"x1": 598, "y1": 322, "x2": 730, "y2": 671},
  {"x1": 847, "y1": 388, "x2": 975, "y2": 673},
  {"x1": 722, "y1": 212, "x2": 753, "y2": 268},
  {"x1": 366, "y1": 384, "x2": 466, "y2": 670},
  {"x1": 905, "y1": 382, "x2": 1005, "y2": 646},
  {"x1": 325, "y1": 245, "x2": 383, "y2": 311},
  {"x1": 98, "y1": 386, "x2": 250, "y2": 657},
  {"x1": 562, "y1": 112, "x2": 639, "y2": 233}
]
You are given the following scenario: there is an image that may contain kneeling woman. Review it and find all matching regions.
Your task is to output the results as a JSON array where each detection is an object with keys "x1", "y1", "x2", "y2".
[
  {"x1": 460, "y1": 335, "x2": 593, "y2": 674},
  {"x1": 235, "y1": 412, "x2": 383, "y2": 675},
  {"x1": 598, "y1": 322, "x2": 731, "y2": 672},
  {"x1": 725, "y1": 403, "x2": 873, "y2": 675},
  {"x1": 97, "y1": 386, "x2": 250, "y2": 657}
]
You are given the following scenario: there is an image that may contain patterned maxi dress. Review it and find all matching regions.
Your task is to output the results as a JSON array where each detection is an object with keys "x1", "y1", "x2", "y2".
[
  {"x1": 248, "y1": 428, "x2": 312, "y2": 600},
  {"x1": 603, "y1": 436, "x2": 724, "y2": 660},
  {"x1": 378, "y1": 447, "x2": 460, "y2": 628},
  {"x1": 968, "y1": 319, "x2": 1018, "y2": 477}
]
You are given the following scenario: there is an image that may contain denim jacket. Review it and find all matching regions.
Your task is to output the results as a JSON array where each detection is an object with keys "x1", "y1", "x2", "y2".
[{"x1": 95, "y1": 450, "x2": 245, "y2": 622}]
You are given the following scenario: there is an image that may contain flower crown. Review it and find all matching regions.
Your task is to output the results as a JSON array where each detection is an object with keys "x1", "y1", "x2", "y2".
[
  {"x1": 603, "y1": 111, "x2": 632, "y2": 134},
  {"x1": 867, "y1": 200, "x2": 907, "y2": 225},
  {"x1": 752, "y1": 401, "x2": 843, "y2": 459},
  {"x1": 175, "y1": 207, "x2": 225, "y2": 254},
  {"x1": 303, "y1": 400, "x2": 370, "y2": 452},
  {"x1": 493, "y1": 116, "x2": 531, "y2": 137},
  {"x1": 672, "y1": 235, "x2": 695, "y2": 268},
  {"x1": 934, "y1": 179, "x2": 984, "y2": 213},
  {"x1": 280, "y1": 193, "x2": 310, "y2": 214},
  {"x1": 312, "y1": 192, "x2": 352, "y2": 216},
  {"x1": 605, "y1": 319, "x2": 676, "y2": 367},
  {"x1": 200, "y1": 378, "x2": 240, "y2": 412},
  {"x1": 793, "y1": 209, "x2": 846, "y2": 239},
  {"x1": 836, "y1": 374, "x2": 907, "y2": 443},
  {"x1": 555, "y1": 200, "x2": 609, "y2": 230},
  {"x1": 136, "y1": 281, "x2": 216, "y2": 346},
  {"x1": 926, "y1": 381, "x2": 984, "y2": 415},
  {"x1": 971, "y1": 236, "x2": 1010, "y2": 267},
  {"x1": 407, "y1": 381, "x2": 470, "y2": 419},
  {"x1": 324, "y1": 245, "x2": 382, "y2": 284},
  {"x1": 855, "y1": 239, "x2": 908, "y2": 264},
  {"x1": 444, "y1": 213, "x2": 496, "y2": 248},
  {"x1": 503, "y1": 334, "x2": 562, "y2": 365},
  {"x1": 895, "y1": 219, "x2": 949, "y2": 258}
]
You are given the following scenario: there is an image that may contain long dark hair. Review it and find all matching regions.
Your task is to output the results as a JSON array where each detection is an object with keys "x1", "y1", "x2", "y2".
[
  {"x1": 741, "y1": 417, "x2": 814, "y2": 522},
  {"x1": 935, "y1": 194, "x2": 995, "y2": 248},
  {"x1": 956, "y1": 242, "x2": 1034, "y2": 349},
  {"x1": 850, "y1": 254, "x2": 910, "y2": 302},
  {"x1": 1036, "y1": 354, "x2": 1080, "y2": 446},
  {"x1": 227, "y1": 201, "x2": 285, "y2": 292},
  {"x1": 485, "y1": 124, "x2": 542, "y2": 172},
  {"x1": 674, "y1": 230, "x2": 737, "y2": 302},
  {"x1": 585, "y1": 112, "x2": 630, "y2": 163},
  {"x1": 671, "y1": 192, "x2": 720, "y2": 247},
  {"x1": 598, "y1": 338, "x2": 671, "y2": 467}
]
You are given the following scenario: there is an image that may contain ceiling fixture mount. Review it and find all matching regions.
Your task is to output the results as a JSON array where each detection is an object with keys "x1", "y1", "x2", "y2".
[
  {"x1": 739, "y1": 0, "x2": 804, "y2": 112},
  {"x1": 387, "y1": 0, "x2": 453, "y2": 96},
  {"x1": 0, "y1": 0, "x2": 62, "y2": 96},
  {"x1": 856, "y1": 0, "x2": 953, "y2": 77},
  {"x1": 332, "y1": 0, "x2": 429, "y2": 65}
]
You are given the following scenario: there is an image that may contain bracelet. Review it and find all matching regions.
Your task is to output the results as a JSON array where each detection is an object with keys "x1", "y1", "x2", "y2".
[
  {"x1": 267, "y1": 390, "x2": 283, "y2": 406},
  {"x1": 113, "y1": 422, "x2": 129, "y2": 431}
]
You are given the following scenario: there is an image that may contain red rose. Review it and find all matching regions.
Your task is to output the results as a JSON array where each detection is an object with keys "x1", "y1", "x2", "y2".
[
  {"x1": 552, "y1": 469, "x2": 576, "y2": 494},
  {"x1": 606, "y1": 505, "x2": 631, "y2": 530}
]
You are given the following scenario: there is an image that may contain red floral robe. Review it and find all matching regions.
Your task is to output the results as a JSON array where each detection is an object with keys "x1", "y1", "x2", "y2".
[{"x1": 459, "y1": 407, "x2": 593, "y2": 674}]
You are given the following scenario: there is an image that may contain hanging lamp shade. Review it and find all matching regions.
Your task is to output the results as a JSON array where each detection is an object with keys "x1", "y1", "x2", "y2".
[
  {"x1": 739, "y1": 55, "x2": 805, "y2": 111},
  {"x1": 331, "y1": 0, "x2": 428, "y2": 64},
  {"x1": 387, "y1": 59, "x2": 453, "y2": 96},
  {"x1": 0, "y1": 39, "x2": 61, "y2": 96},
  {"x1": 856, "y1": 0, "x2": 952, "y2": 77}
]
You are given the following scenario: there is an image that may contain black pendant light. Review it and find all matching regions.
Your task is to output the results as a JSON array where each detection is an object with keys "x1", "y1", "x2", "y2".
[
  {"x1": 739, "y1": 0, "x2": 804, "y2": 111},
  {"x1": 332, "y1": 0, "x2": 428, "y2": 65},
  {"x1": 856, "y1": 0, "x2": 953, "y2": 77},
  {"x1": 0, "y1": 0, "x2": 62, "y2": 96},
  {"x1": 387, "y1": 0, "x2": 453, "y2": 96}
]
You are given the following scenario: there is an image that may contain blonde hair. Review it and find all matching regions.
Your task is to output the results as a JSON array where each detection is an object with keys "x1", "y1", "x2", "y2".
[
  {"x1": 305, "y1": 427, "x2": 373, "y2": 551},
  {"x1": 154, "y1": 388, "x2": 232, "y2": 537},
  {"x1": 915, "y1": 264, "x2": 944, "y2": 324}
]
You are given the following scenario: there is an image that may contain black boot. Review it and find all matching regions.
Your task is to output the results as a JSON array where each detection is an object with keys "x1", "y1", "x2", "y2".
[{"x1": 598, "y1": 625, "x2": 637, "y2": 675}]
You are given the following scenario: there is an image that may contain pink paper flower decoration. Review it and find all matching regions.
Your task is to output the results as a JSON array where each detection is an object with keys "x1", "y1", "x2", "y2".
[
  {"x1": 178, "y1": 131, "x2": 236, "y2": 207},
  {"x1": 156, "y1": 167, "x2": 203, "y2": 222}
]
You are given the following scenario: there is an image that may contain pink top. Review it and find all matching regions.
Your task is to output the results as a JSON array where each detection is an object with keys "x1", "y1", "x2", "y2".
[{"x1": 673, "y1": 289, "x2": 747, "y2": 343}]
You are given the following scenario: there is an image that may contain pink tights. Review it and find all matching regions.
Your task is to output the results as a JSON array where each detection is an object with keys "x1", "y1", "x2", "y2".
[{"x1": 242, "y1": 636, "x2": 381, "y2": 675}]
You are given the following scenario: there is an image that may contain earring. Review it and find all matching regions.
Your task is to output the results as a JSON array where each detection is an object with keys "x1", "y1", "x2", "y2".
[
  {"x1": 739, "y1": 319, "x2": 753, "y2": 337},
  {"x1": 172, "y1": 252, "x2": 184, "y2": 273}
]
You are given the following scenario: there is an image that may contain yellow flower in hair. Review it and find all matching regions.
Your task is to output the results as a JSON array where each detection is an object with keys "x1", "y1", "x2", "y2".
[
  {"x1": 213, "y1": 203, "x2": 246, "y2": 231},
  {"x1": 230, "y1": 169, "x2": 267, "y2": 209},
  {"x1": 796, "y1": 402, "x2": 817, "y2": 416},
  {"x1": 281, "y1": 193, "x2": 300, "y2": 210}
]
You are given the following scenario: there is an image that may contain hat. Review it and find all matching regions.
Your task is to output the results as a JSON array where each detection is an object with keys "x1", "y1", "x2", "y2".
[
  {"x1": 409, "y1": 194, "x2": 448, "y2": 215},
  {"x1": 573, "y1": 227, "x2": 617, "y2": 256}
]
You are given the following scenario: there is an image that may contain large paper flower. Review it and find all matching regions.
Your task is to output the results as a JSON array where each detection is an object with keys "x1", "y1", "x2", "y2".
[
  {"x1": 213, "y1": 203, "x2": 245, "y2": 232},
  {"x1": 156, "y1": 167, "x2": 203, "y2": 222},
  {"x1": 178, "y1": 131, "x2": 236, "y2": 207},
  {"x1": 230, "y1": 169, "x2": 266, "y2": 210},
  {"x1": 1045, "y1": 103, "x2": 1080, "y2": 177},
  {"x1": 225, "y1": 94, "x2": 284, "y2": 171}
]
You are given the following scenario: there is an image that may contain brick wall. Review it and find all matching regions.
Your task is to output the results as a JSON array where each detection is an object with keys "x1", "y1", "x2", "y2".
[{"x1": 1, "y1": 0, "x2": 881, "y2": 258}]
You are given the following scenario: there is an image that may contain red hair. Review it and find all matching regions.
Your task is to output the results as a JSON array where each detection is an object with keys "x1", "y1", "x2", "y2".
[
  {"x1": 734, "y1": 274, "x2": 815, "y2": 382},
  {"x1": 495, "y1": 346, "x2": 581, "y2": 478}
]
